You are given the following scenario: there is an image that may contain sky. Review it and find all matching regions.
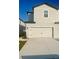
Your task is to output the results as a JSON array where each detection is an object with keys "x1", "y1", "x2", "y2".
[{"x1": 19, "y1": 0, "x2": 59, "y2": 21}]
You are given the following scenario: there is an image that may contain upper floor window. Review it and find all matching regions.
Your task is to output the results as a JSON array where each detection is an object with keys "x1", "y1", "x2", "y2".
[{"x1": 44, "y1": 10, "x2": 48, "y2": 17}]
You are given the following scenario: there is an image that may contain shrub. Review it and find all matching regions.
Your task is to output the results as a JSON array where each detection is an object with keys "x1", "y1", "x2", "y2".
[{"x1": 19, "y1": 31, "x2": 26, "y2": 39}]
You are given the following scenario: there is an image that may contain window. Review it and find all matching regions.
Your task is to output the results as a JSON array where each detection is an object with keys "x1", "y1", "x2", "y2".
[{"x1": 44, "y1": 10, "x2": 48, "y2": 17}]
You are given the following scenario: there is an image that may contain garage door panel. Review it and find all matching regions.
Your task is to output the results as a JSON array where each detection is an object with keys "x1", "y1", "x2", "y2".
[{"x1": 28, "y1": 28, "x2": 53, "y2": 38}]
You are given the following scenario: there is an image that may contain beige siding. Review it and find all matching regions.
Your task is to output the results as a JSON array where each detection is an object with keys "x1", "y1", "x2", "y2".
[
  {"x1": 26, "y1": 4, "x2": 59, "y2": 39},
  {"x1": 54, "y1": 24, "x2": 59, "y2": 40},
  {"x1": 34, "y1": 4, "x2": 58, "y2": 26}
]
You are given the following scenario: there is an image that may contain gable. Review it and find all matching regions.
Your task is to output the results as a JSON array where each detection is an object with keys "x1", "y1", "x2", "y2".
[
  {"x1": 25, "y1": 3, "x2": 58, "y2": 23},
  {"x1": 33, "y1": 4, "x2": 58, "y2": 25},
  {"x1": 34, "y1": 4, "x2": 58, "y2": 12},
  {"x1": 33, "y1": 3, "x2": 58, "y2": 10}
]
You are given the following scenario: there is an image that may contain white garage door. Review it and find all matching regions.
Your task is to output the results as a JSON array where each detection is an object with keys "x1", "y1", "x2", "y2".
[{"x1": 28, "y1": 27, "x2": 53, "y2": 38}]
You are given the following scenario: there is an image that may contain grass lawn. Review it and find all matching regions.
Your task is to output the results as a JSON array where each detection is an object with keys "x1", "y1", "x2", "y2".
[{"x1": 19, "y1": 41, "x2": 26, "y2": 51}]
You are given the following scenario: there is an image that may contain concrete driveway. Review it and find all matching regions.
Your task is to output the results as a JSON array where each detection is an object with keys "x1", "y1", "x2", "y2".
[{"x1": 20, "y1": 38, "x2": 59, "y2": 59}]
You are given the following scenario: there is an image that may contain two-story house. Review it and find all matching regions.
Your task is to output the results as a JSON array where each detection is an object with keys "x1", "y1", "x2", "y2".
[{"x1": 25, "y1": 3, "x2": 59, "y2": 40}]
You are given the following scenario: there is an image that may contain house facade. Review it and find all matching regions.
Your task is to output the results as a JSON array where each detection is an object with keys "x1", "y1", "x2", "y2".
[
  {"x1": 19, "y1": 18, "x2": 26, "y2": 32},
  {"x1": 26, "y1": 3, "x2": 59, "y2": 40}
]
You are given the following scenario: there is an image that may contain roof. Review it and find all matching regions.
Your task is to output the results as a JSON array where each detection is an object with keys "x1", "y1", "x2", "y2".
[
  {"x1": 19, "y1": 18, "x2": 25, "y2": 23},
  {"x1": 33, "y1": 3, "x2": 59, "y2": 10},
  {"x1": 19, "y1": 18, "x2": 35, "y2": 23},
  {"x1": 25, "y1": 21, "x2": 35, "y2": 23}
]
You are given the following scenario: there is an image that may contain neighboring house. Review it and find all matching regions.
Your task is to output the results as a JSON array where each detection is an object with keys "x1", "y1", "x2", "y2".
[
  {"x1": 19, "y1": 18, "x2": 26, "y2": 32},
  {"x1": 25, "y1": 3, "x2": 59, "y2": 40}
]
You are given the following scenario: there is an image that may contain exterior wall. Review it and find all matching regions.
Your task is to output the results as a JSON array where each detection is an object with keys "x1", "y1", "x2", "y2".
[
  {"x1": 34, "y1": 4, "x2": 58, "y2": 26},
  {"x1": 26, "y1": 4, "x2": 58, "y2": 27},
  {"x1": 19, "y1": 20, "x2": 26, "y2": 32},
  {"x1": 54, "y1": 24, "x2": 59, "y2": 40},
  {"x1": 26, "y1": 4, "x2": 59, "y2": 39}
]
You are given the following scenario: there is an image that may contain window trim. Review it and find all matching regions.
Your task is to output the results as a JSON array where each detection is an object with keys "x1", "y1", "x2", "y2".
[{"x1": 44, "y1": 10, "x2": 48, "y2": 17}]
